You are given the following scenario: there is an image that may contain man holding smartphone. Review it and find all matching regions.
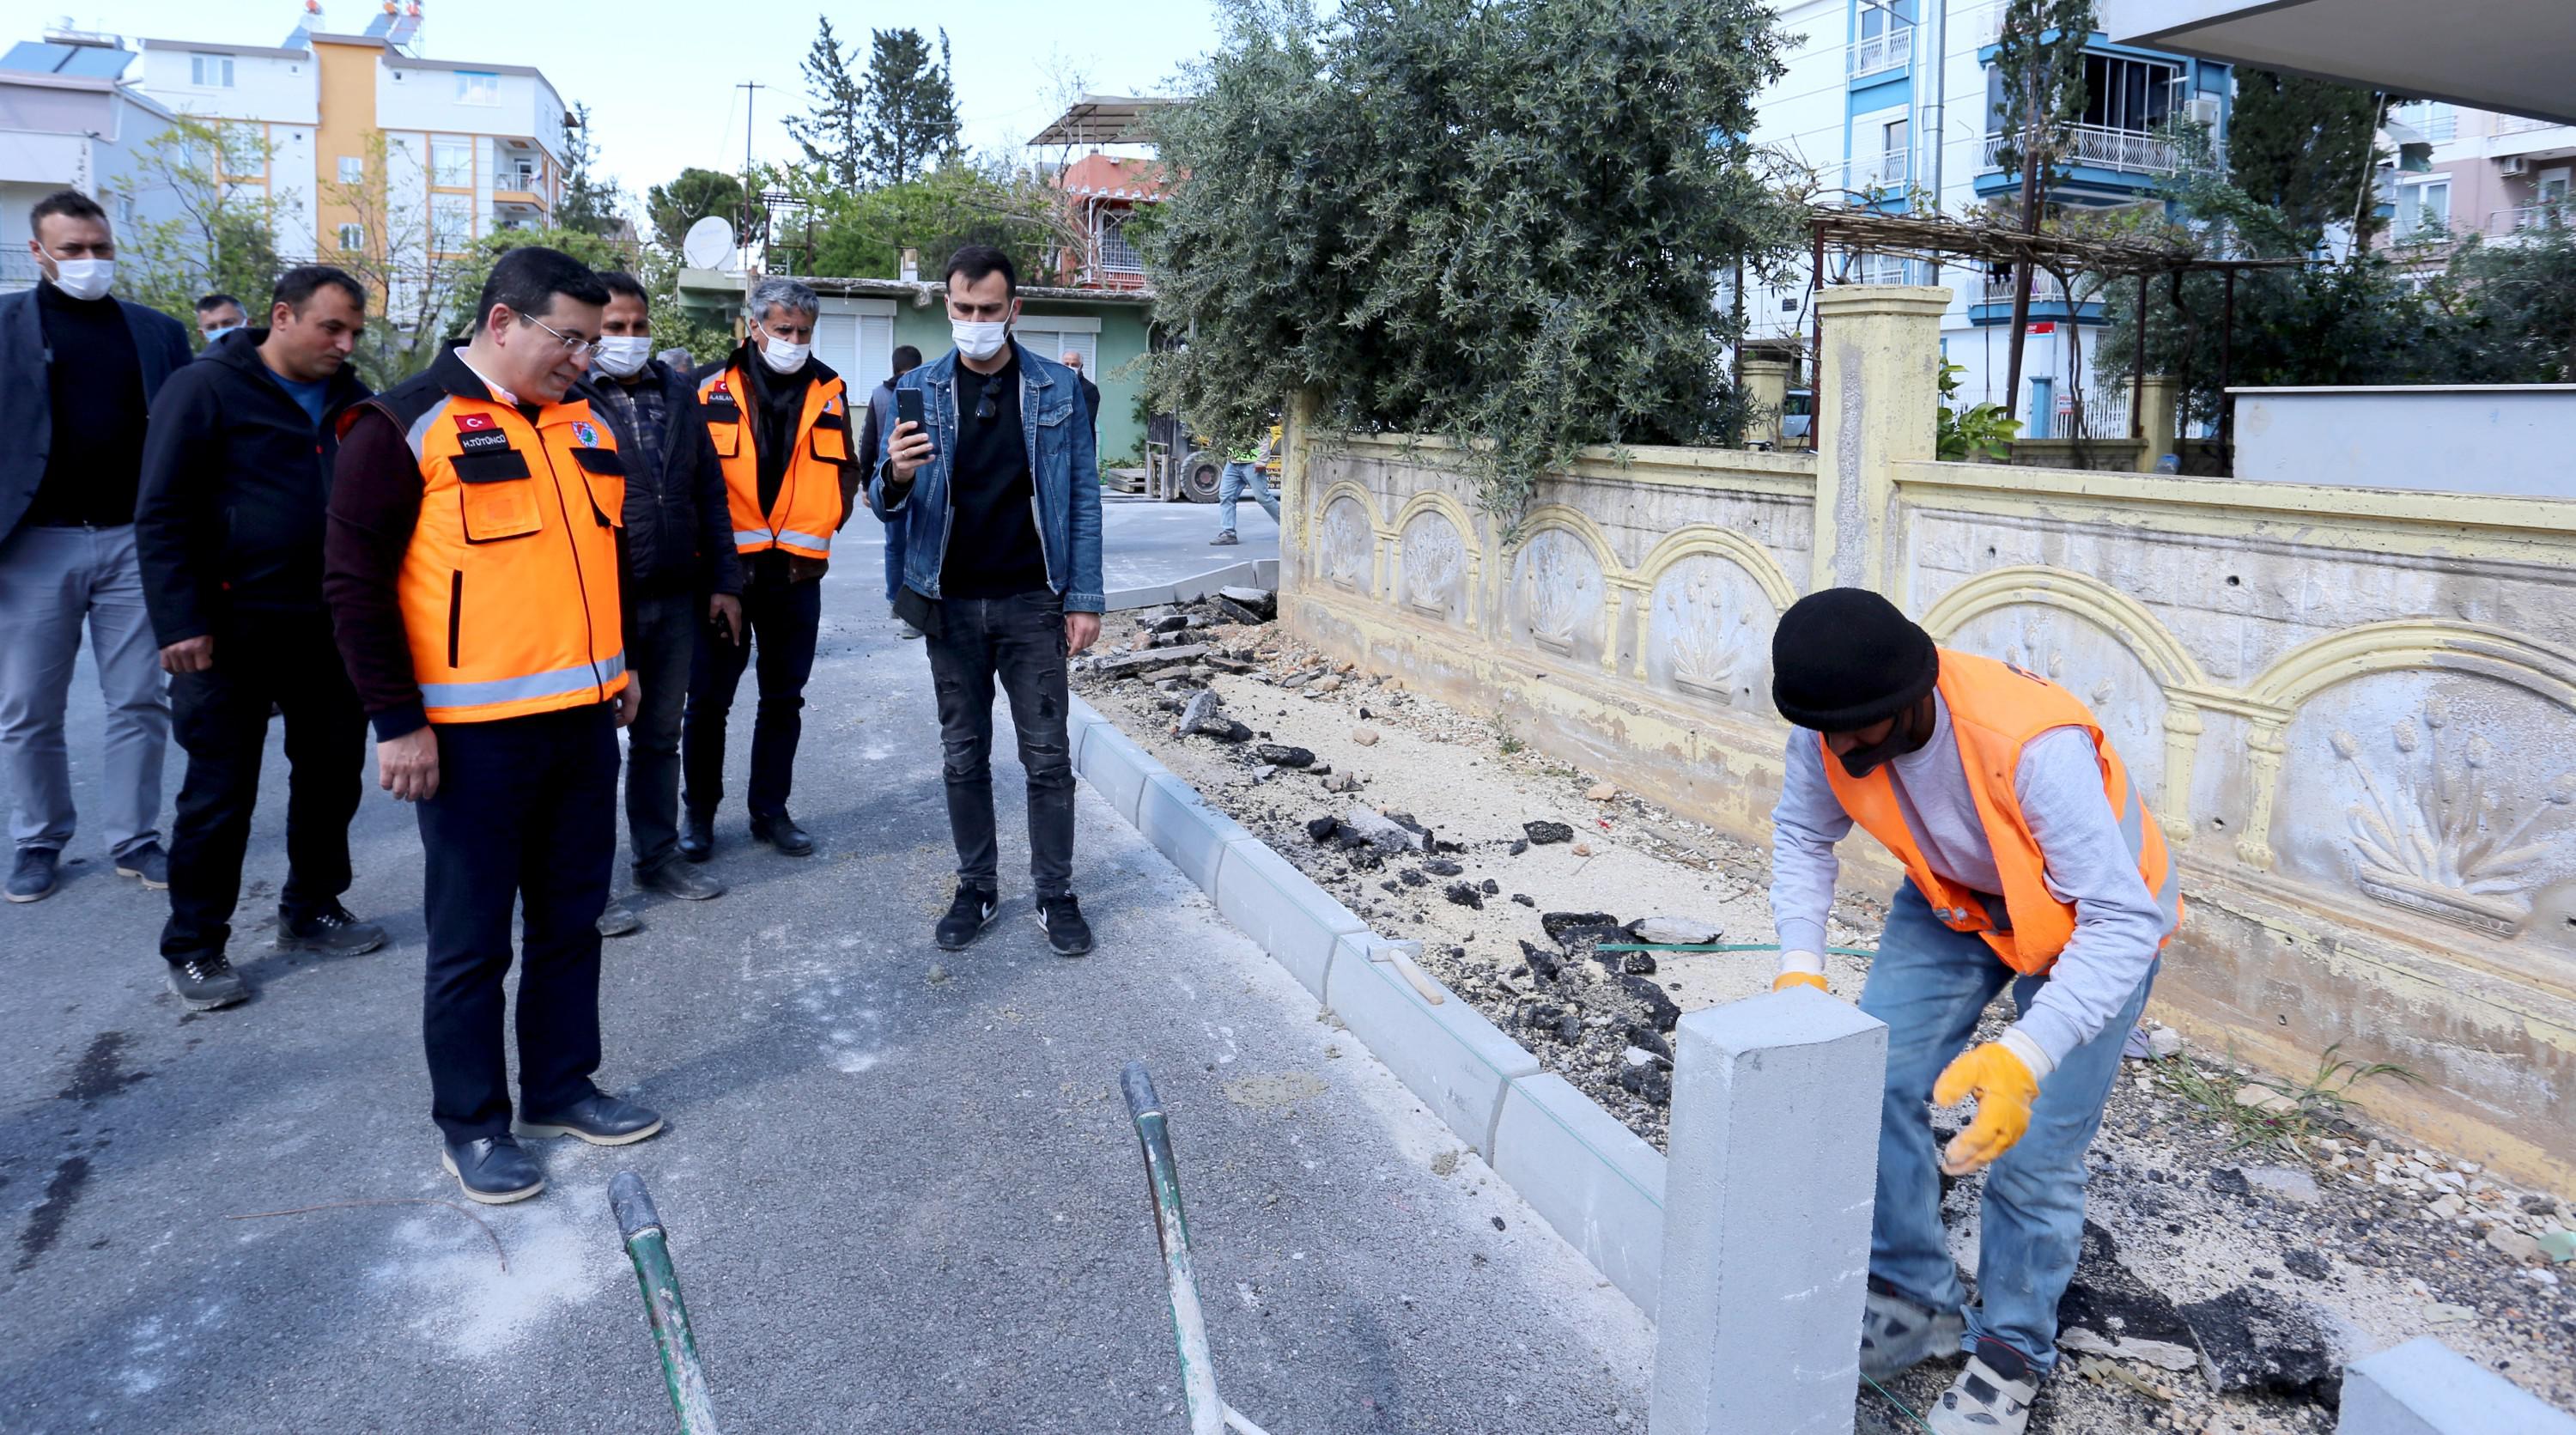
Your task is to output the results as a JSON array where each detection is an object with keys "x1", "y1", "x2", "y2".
[{"x1": 878, "y1": 246, "x2": 1103, "y2": 958}]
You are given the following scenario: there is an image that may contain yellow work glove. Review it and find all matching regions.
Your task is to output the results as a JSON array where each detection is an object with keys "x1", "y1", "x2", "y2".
[
  {"x1": 1932, "y1": 1030, "x2": 2054, "y2": 1175},
  {"x1": 1771, "y1": 949, "x2": 1827, "y2": 994}
]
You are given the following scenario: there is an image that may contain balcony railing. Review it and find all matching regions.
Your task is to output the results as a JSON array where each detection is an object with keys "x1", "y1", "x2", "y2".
[
  {"x1": 2496, "y1": 113, "x2": 2567, "y2": 137},
  {"x1": 1849, "y1": 21, "x2": 1913, "y2": 77},
  {"x1": 1982, "y1": 123, "x2": 2180, "y2": 177},
  {"x1": 0, "y1": 251, "x2": 38, "y2": 290},
  {"x1": 1980, "y1": 270, "x2": 2075, "y2": 304},
  {"x1": 2488, "y1": 202, "x2": 2573, "y2": 236},
  {"x1": 1843, "y1": 149, "x2": 1912, "y2": 195}
]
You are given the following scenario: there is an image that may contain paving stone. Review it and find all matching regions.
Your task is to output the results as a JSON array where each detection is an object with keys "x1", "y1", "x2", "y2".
[{"x1": 1323, "y1": 933, "x2": 1540, "y2": 1154}]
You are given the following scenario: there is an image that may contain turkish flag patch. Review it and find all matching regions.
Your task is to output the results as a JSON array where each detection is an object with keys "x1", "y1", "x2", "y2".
[{"x1": 456, "y1": 413, "x2": 496, "y2": 432}]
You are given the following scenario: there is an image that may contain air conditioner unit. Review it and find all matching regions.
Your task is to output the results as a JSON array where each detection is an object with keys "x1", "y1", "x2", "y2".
[
  {"x1": 2502, "y1": 156, "x2": 2530, "y2": 176},
  {"x1": 2185, "y1": 96, "x2": 2222, "y2": 128}
]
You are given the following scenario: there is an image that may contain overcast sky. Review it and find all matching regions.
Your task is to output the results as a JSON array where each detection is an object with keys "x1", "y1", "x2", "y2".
[{"x1": 58, "y1": 0, "x2": 1225, "y2": 204}]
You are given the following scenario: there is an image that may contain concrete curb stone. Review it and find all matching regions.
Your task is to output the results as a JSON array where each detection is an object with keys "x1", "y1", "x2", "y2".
[
  {"x1": 1072, "y1": 713, "x2": 1154, "y2": 826},
  {"x1": 1321, "y1": 933, "x2": 1541, "y2": 1155},
  {"x1": 1492, "y1": 1073, "x2": 1669, "y2": 1318},
  {"x1": 1137, "y1": 770, "x2": 1257, "y2": 896},
  {"x1": 2337, "y1": 1335, "x2": 2576, "y2": 1434},
  {"x1": 1209, "y1": 836, "x2": 1365, "y2": 999}
]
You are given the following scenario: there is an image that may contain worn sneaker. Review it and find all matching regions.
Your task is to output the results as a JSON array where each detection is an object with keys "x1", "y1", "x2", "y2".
[
  {"x1": 276, "y1": 901, "x2": 388, "y2": 956},
  {"x1": 7, "y1": 848, "x2": 61, "y2": 903},
  {"x1": 1034, "y1": 893, "x2": 1094, "y2": 957},
  {"x1": 1860, "y1": 1279, "x2": 1968, "y2": 1380},
  {"x1": 1928, "y1": 1343, "x2": 2039, "y2": 1435},
  {"x1": 1207, "y1": 530, "x2": 1240, "y2": 546},
  {"x1": 934, "y1": 884, "x2": 999, "y2": 951},
  {"x1": 638, "y1": 857, "x2": 724, "y2": 901},
  {"x1": 897, "y1": 621, "x2": 925, "y2": 641},
  {"x1": 167, "y1": 954, "x2": 249, "y2": 1011},
  {"x1": 115, "y1": 842, "x2": 169, "y2": 890},
  {"x1": 596, "y1": 901, "x2": 645, "y2": 939},
  {"x1": 441, "y1": 1134, "x2": 545, "y2": 1205}
]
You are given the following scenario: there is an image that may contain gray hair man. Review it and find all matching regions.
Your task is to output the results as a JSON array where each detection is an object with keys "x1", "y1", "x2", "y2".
[{"x1": 677, "y1": 276, "x2": 860, "y2": 863}]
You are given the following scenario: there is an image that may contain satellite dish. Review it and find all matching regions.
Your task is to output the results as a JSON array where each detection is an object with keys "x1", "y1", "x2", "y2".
[{"x1": 682, "y1": 216, "x2": 738, "y2": 271}]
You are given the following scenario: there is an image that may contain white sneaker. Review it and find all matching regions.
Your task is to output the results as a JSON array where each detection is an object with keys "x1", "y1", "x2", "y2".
[{"x1": 1927, "y1": 1353, "x2": 2038, "y2": 1434}]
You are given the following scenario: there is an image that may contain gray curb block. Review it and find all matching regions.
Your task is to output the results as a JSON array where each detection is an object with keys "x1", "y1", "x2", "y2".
[
  {"x1": 1103, "y1": 558, "x2": 1282, "y2": 612},
  {"x1": 1069, "y1": 693, "x2": 1668, "y2": 1316}
]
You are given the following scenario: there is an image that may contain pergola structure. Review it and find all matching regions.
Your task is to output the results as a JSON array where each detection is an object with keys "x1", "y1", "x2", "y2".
[
  {"x1": 1806, "y1": 208, "x2": 2306, "y2": 448},
  {"x1": 1029, "y1": 94, "x2": 1173, "y2": 149}
]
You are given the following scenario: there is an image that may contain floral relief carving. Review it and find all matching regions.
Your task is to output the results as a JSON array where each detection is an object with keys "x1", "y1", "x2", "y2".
[
  {"x1": 1321, "y1": 498, "x2": 1370, "y2": 590},
  {"x1": 1402, "y1": 513, "x2": 1464, "y2": 615},
  {"x1": 2331, "y1": 696, "x2": 2574, "y2": 937},
  {"x1": 1651, "y1": 562, "x2": 1762, "y2": 704},
  {"x1": 1518, "y1": 531, "x2": 1599, "y2": 655},
  {"x1": 1998, "y1": 612, "x2": 2117, "y2": 710}
]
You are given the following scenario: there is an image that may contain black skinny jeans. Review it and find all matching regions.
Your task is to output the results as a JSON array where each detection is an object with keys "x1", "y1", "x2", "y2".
[{"x1": 926, "y1": 591, "x2": 1076, "y2": 897}]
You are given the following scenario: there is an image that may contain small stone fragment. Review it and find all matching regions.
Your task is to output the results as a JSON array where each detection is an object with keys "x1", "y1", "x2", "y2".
[
  {"x1": 1305, "y1": 816, "x2": 1341, "y2": 842},
  {"x1": 1622, "y1": 952, "x2": 1658, "y2": 976},
  {"x1": 927, "y1": 964, "x2": 950, "y2": 983},
  {"x1": 1587, "y1": 781, "x2": 1618, "y2": 801},
  {"x1": 1351, "y1": 727, "x2": 1380, "y2": 746},
  {"x1": 1180, "y1": 690, "x2": 1222, "y2": 731},
  {"x1": 2488, "y1": 1225, "x2": 2546, "y2": 1264},
  {"x1": 1255, "y1": 744, "x2": 1315, "y2": 768},
  {"x1": 1571, "y1": 842, "x2": 1593, "y2": 857},
  {"x1": 1630, "y1": 915, "x2": 1721, "y2": 946},
  {"x1": 1508, "y1": 838, "x2": 1529, "y2": 855},
  {"x1": 1479, "y1": 878, "x2": 1499, "y2": 896},
  {"x1": 1444, "y1": 882, "x2": 1484, "y2": 909},
  {"x1": 2235, "y1": 1084, "x2": 2300, "y2": 1116},
  {"x1": 2146, "y1": 1025, "x2": 2184, "y2": 1061},
  {"x1": 2240, "y1": 1165, "x2": 2322, "y2": 1205},
  {"x1": 1510, "y1": 893, "x2": 1534, "y2": 908},
  {"x1": 2280, "y1": 1247, "x2": 2331, "y2": 1280},
  {"x1": 1422, "y1": 858, "x2": 1463, "y2": 877},
  {"x1": 1522, "y1": 820, "x2": 1574, "y2": 845}
]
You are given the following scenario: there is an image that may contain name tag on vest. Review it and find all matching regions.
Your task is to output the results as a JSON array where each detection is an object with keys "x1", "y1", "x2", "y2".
[{"x1": 459, "y1": 429, "x2": 513, "y2": 453}]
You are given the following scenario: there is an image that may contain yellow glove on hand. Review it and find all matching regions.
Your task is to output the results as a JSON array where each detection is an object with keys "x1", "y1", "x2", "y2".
[
  {"x1": 1932, "y1": 1034, "x2": 2047, "y2": 1175},
  {"x1": 1772, "y1": 971, "x2": 1829, "y2": 994},
  {"x1": 1771, "y1": 949, "x2": 1827, "y2": 994}
]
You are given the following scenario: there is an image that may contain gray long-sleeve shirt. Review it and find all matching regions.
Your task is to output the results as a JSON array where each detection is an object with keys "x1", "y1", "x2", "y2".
[{"x1": 1768, "y1": 693, "x2": 2169, "y2": 1067}]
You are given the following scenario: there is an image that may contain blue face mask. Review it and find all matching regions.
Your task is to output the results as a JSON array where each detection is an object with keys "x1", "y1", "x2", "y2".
[{"x1": 202, "y1": 324, "x2": 240, "y2": 345}]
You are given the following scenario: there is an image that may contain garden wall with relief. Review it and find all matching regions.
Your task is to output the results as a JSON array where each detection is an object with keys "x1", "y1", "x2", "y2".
[{"x1": 1277, "y1": 418, "x2": 2576, "y2": 1189}]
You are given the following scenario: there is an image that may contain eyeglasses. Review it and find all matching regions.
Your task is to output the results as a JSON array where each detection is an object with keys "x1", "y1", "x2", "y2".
[
  {"x1": 523, "y1": 313, "x2": 605, "y2": 360},
  {"x1": 974, "y1": 388, "x2": 999, "y2": 425}
]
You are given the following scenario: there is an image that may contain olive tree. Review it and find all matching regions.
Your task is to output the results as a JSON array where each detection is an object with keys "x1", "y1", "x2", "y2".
[{"x1": 1141, "y1": 0, "x2": 1803, "y2": 516}]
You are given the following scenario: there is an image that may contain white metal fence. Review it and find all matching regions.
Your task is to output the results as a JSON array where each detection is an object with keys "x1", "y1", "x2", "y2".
[{"x1": 1981, "y1": 124, "x2": 2181, "y2": 176}]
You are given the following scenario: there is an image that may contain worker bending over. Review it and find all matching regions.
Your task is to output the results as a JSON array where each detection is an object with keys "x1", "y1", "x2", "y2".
[{"x1": 1765, "y1": 587, "x2": 2179, "y2": 1435}]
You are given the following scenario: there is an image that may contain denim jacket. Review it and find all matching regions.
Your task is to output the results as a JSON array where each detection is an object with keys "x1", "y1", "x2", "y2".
[{"x1": 871, "y1": 340, "x2": 1103, "y2": 612}]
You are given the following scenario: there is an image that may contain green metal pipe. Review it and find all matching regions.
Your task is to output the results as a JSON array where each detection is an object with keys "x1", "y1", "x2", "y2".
[
  {"x1": 610, "y1": 1171, "x2": 722, "y2": 1435},
  {"x1": 1122, "y1": 1061, "x2": 1226, "y2": 1435}
]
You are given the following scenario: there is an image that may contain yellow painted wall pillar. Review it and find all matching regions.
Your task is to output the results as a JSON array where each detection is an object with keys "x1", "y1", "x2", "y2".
[
  {"x1": 1741, "y1": 357, "x2": 1792, "y2": 448},
  {"x1": 1809, "y1": 285, "x2": 1951, "y2": 597},
  {"x1": 2137, "y1": 374, "x2": 2179, "y2": 474}
]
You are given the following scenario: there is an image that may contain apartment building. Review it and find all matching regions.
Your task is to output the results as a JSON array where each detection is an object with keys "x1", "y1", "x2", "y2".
[
  {"x1": 0, "y1": 31, "x2": 185, "y2": 289},
  {"x1": 128, "y1": 2, "x2": 573, "y2": 314},
  {"x1": 1743, "y1": 0, "x2": 2230, "y2": 438},
  {"x1": 2385, "y1": 100, "x2": 2575, "y2": 246}
]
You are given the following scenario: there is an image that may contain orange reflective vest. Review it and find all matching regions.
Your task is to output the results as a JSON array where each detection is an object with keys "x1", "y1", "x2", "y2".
[
  {"x1": 1820, "y1": 648, "x2": 2182, "y2": 975},
  {"x1": 362, "y1": 371, "x2": 628, "y2": 725},
  {"x1": 697, "y1": 361, "x2": 852, "y2": 560}
]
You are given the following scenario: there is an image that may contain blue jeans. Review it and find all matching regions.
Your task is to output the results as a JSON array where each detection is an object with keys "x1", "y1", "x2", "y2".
[
  {"x1": 1218, "y1": 462, "x2": 1277, "y2": 533},
  {"x1": 1861, "y1": 884, "x2": 2156, "y2": 1375}
]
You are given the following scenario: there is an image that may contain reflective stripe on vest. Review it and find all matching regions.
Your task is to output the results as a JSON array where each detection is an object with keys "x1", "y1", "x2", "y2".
[
  {"x1": 1820, "y1": 648, "x2": 2182, "y2": 975},
  {"x1": 700, "y1": 363, "x2": 849, "y2": 560},
  {"x1": 421, "y1": 650, "x2": 628, "y2": 711}
]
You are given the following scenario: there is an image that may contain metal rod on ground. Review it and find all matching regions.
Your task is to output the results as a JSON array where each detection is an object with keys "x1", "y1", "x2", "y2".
[
  {"x1": 1123, "y1": 1061, "x2": 1227, "y2": 1435},
  {"x1": 609, "y1": 1171, "x2": 721, "y2": 1435}
]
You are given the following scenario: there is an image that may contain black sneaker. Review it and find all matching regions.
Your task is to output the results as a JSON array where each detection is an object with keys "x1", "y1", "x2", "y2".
[
  {"x1": 1035, "y1": 893, "x2": 1094, "y2": 957},
  {"x1": 167, "y1": 954, "x2": 249, "y2": 1011},
  {"x1": 116, "y1": 842, "x2": 169, "y2": 890},
  {"x1": 6, "y1": 848, "x2": 60, "y2": 903},
  {"x1": 934, "y1": 884, "x2": 999, "y2": 951},
  {"x1": 677, "y1": 811, "x2": 714, "y2": 863},
  {"x1": 276, "y1": 901, "x2": 388, "y2": 956},
  {"x1": 441, "y1": 1134, "x2": 545, "y2": 1205}
]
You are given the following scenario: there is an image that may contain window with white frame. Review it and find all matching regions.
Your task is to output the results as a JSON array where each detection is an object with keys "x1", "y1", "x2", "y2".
[
  {"x1": 430, "y1": 193, "x2": 474, "y2": 253},
  {"x1": 338, "y1": 155, "x2": 365, "y2": 184},
  {"x1": 336, "y1": 222, "x2": 366, "y2": 252},
  {"x1": 1013, "y1": 319, "x2": 1100, "y2": 374},
  {"x1": 1850, "y1": 105, "x2": 1910, "y2": 190},
  {"x1": 191, "y1": 53, "x2": 234, "y2": 88},
  {"x1": 455, "y1": 71, "x2": 501, "y2": 106},
  {"x1": 1095, "y1": 210, "x2": 1144, "y2": 273},
  {"x1": 430, "y1": 137, "x2": 471, "y2": 189},
  {"x1": 2397, "y1": 179, "x2": 2451, "y2": 240}
]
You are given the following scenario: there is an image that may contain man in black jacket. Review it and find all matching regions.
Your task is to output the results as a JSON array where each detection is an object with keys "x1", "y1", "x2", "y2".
[
  {"x1": 135, "y1": 265, "x2": 386, "y2": 1010},
  {"x1": 579, "y1": 271, "x2": 742, "y2": 931}
]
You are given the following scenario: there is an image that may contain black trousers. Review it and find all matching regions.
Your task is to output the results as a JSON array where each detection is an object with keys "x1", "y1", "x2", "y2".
[
  {"x1": 925, "y1": 591, "x2": 1076, "y2": 897},
  {"x1": 623, "y1": 591, "x2": 698, "y2": 872},
  {"x1": 416, "y1": 703, "x2": 617, "y2": 1142},
  {"x1": 683, "y1": 572, "x2": 820, "y2": 822},
  {"x1": 160, "y1": 611, "x2": 365, "y2": 964}
]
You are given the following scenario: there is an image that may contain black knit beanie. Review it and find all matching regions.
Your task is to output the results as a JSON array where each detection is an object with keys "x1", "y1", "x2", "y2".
[{"x1": 1769, "y1": 587, "x2": 1940, "y2": 732}]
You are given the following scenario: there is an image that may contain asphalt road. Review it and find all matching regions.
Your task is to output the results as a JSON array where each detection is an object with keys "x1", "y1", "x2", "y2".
[
  {"x1": 1097, "y1": 491, "x2": 1282, "y2": 599},
  {"x1": 0, "y1": 514, "x2": 1647, "y2": 1434}
]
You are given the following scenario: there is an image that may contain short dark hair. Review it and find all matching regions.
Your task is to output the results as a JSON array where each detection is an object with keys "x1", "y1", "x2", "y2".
[
  {"x1": 272, "y1": 265, "x2": 368, "y2": 314},
  {"x1": 471, "y1": 246, "x2": 608, "y2": 335},
  {"x1": 597, "y1": 270, "x2": 650, "y2": 307},
  {"x1": 891, "y1": 344, "x2": 923, "y2": 376},
  {"x1": 30, "y1": 188, "x2": 106, "y2": 236},
  {"x1": 944, "y1": 244, "x2": 1017, "y2": 298},
  {"x1": 196, "y1": 294, "x2": 244, "y2": 316}
]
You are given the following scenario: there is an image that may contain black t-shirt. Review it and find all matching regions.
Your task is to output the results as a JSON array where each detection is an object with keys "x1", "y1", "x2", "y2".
[
  {"x1": 27, "y1": 283, "x2": 146, "y2": 527},
  {"x1": 942, "y1": 354, "x2": 1048, "y2": 599}
]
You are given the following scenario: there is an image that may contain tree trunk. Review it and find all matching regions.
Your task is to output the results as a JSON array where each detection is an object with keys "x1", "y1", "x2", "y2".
[{"x1": 2003, "y1": 67, "x2": 2045, "y2": 433}]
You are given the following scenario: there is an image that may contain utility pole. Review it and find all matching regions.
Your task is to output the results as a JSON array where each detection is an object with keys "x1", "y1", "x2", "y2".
[{"x1": 737, "y1": 80, "x2": 765, "y2": 262}]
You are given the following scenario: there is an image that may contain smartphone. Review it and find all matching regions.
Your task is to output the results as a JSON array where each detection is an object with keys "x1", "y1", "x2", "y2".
[{"x1": 895, "y1": 388, "x2": 925, "y2": 431}]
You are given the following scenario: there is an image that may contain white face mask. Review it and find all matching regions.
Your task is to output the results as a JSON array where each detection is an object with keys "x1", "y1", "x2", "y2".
[
  {"x1": 757, "y1": 331, "x2": 810, "y2": 374},
  {"x1": 952, "y1": 319, "x2": 1009, "y2": 362},
  {"x1": 47, "y1": 256, "x2": 114, "y2": 301},
  {"x1": 593, "y1": 334, "x2": 653, "y2": 378}
]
